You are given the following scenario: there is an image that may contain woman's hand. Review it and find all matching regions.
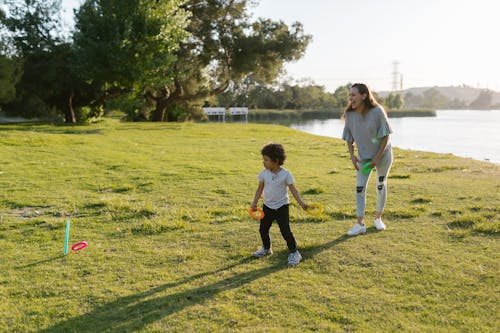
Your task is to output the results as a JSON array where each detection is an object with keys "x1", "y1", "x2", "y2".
[
  {"x1": 370, "y1": 136, "x2": 388, "y2": 168},
  {"x1": 351, "y1": 155, "x2": 360, "y2": 171}
]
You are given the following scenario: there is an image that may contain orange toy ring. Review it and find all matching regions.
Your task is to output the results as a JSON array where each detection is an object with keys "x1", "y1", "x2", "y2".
[{"x1": 248, "y1": 207, "x2": 265, "y2": 220}]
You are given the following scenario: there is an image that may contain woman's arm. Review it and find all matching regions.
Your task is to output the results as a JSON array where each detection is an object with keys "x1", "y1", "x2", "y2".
[{"x1": 347, "y1": 141, "x2": 359, "y2": 171}]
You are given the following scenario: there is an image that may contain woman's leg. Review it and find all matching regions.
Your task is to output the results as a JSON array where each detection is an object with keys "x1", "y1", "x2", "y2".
[
  {"x1": 375, "y1": 149, "x2": 393, "y2": 217},
  {"x1": 355, "y1": 162, "x2": 372, "y2": 224}
]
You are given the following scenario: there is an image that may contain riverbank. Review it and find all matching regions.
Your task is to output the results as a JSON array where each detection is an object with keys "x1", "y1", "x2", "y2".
[
  {"x1": 0, "y1": 120, "x2": 498, "y2": 332},
  {"x1": 245, "y1": 108, "x2": 435, "y2": 121}
]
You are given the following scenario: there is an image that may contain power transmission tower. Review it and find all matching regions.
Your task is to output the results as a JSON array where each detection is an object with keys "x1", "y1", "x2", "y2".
[{"x1": 391, "y1": 61, "x2": 400, "y2": 92}]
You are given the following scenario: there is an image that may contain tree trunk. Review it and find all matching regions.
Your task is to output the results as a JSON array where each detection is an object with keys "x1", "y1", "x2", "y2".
[
  {"x1": 152, "y1": 97, "x2": 168, "y2": 122},
  {"x1": 65, "y1": 91, "x2": 77, "y2": 123}
]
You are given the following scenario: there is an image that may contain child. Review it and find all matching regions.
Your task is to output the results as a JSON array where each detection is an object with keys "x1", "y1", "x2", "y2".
[{"x1": 250, "y1": 143, "x2": 308, "y2": 266}]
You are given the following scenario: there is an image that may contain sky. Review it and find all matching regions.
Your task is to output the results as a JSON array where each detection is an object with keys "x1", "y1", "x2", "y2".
[{"x1": 61, "y1": 0, "x2": 500, "y2": 93}]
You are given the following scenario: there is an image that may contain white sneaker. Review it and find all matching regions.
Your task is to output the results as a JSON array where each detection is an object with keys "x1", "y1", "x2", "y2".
[
  {"x1": 347, "y1": 223, "x2": 366, "y2": 236},
  {"x1": 288, "y1": 250, "x2": 302, "y2": 266},
  {"x1": 374, "y1": 218, "x2": 386, "y2": 230},
  {"x1": 253, "y1": 247, "x2": 273, "y2": 258}
]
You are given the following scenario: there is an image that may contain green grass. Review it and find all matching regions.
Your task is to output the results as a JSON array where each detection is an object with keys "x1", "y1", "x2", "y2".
[{"x1": 0, "y1": 119, "x2": 498, "y2": 332}]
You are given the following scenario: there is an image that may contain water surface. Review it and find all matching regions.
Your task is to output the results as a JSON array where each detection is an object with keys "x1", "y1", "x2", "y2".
[{"x1": 287, "y1": 110, "x2": 500, "y2": 164}]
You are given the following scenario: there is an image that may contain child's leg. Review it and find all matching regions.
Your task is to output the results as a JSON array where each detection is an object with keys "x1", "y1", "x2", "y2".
[
  {"x1": 375, "y1": 149, "x2": 393, "y2": 215},
  {"x1": 259, "y1": 205, "x2": 275, "y2": 249},
  {"x1": 356, "y1": 162, "x2": 372, "y2": 220},
  {"x1": 275, "y1": 205, "x2": 297, "y2": 252}
]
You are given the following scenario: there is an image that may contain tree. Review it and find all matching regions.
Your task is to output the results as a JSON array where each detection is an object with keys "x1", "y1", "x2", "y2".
[
  {"x1": 10, "y1": 43, "x2": 85, "y2": 122},
  {"x1": 0, "y1": 55, "x2": 20, "y2": 105},
  {"x1": 447, "y1": 97, "x2": 467, "y2": 109},
  {"x1": 469, "y1": 89, "x2": 493, "y2": 109},
  {"x1": 385, "y1": 92, "x2": 404, "y2": 110},
  {"x1": 421, "y1": 87, "x2": 449, "y2": 109},
  {"x1": 0, "y1": 0, "x2": 87, "y2": 122},
  {"x1": 0, "y1": 0, "x2": 65, "y2": 56},
  {"x1": 216, "y1": 77, "x2": 339, "y2": 111},
  {"x1": 152, "y1": 0, "x2": 312, "y2": 121},
  {"x1": 332, "y1": 84, "x2": 350, "y2": 108},
  {"x1": 404, "y1": 92, "x2": 423, "y2": 108},
  {"x1": 73, "y1": 0, "x2": 190, "y2": 120}
]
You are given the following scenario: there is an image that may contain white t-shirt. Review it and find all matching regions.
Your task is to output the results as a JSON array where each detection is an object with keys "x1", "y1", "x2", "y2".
[{"x1": 257, "y1": 168, "x2": 295, "y2": 210}]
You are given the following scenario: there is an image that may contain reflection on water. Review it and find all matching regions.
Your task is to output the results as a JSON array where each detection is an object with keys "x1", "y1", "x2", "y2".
[{"x1": 278, "y1": 110, "x2": 499, "y2": 164}]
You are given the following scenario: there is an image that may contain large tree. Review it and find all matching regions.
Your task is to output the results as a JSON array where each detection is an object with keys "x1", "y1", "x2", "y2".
[
  {"x1": 72, "y1": 0, "x2": 311, "y2": 122},
  {"x1": 73, "y1": 0, "x2": 190, "y2": 120},
  {"x1": 150, "y1": 0, "x2": 311, "y2": 121},
  {"x1": 0, "y1": 0, "x2": 87, "y2": 122},
  {"x1": 71, "y1": 0, "x2": 190, "y2": 122},
  {"x1": 0, "y1": 55, "x2": 20, "y2": 105}
]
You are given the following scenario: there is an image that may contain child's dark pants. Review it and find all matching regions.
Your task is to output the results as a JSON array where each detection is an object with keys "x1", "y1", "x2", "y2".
[{"x1": 259, "y1": 204, "x2": 297, "y2": 253}]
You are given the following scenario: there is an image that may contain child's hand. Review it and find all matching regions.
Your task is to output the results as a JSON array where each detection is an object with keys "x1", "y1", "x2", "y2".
[{"x1": 301, "y1": 203, "x2": 308, "y2": 210}]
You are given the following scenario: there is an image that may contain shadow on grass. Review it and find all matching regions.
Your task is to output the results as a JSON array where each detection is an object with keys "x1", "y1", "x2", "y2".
[
  {"x1": 300, "y1": 234, "x2": 350, "y2": 257},
  {"x1": 16, "y1": 254, "x2": 66, "y2": 269},
  {"x1": 0, "y1": 122, "x2": 103, "y2": 134},
  {"x1": 37, "y1": 235, "x2": 351, "y2": 333}
]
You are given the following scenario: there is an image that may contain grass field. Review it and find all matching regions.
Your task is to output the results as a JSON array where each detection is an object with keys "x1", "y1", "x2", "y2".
[{"x1": 0, "y1": 119, "x2": 498, "y2": 332}]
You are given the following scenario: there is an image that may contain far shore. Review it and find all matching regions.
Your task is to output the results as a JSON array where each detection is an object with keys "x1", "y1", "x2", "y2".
[{"x1": 245, "y1": 108, "x2": 436, "y2": 121}]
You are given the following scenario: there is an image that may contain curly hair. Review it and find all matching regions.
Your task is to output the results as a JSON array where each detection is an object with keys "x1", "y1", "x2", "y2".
[{"x1": 261, "y1": 143, "x2": 286, "y2": 165}]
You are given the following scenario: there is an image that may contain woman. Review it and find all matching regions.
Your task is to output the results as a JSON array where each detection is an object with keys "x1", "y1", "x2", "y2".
[{"x1": 341, "y1": 83, "x2": 393, "y2": 236}]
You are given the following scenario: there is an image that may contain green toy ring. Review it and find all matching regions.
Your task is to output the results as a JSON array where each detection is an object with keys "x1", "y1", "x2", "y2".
[{"x1": 361, "y1": 161, "x2": 373, "y2": 174}]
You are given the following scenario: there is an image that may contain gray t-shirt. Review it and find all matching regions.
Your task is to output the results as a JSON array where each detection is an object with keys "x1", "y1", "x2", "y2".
[
  {"x1": 257, "y1": 168, "x2": 294, "y2": 210},
  {"x1": 342, "y1": 105, "x2": 393, "y2": 160}
]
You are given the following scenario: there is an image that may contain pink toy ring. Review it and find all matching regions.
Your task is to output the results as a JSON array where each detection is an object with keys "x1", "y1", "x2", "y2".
[{"x1": 71, "y1": 241, "x2": 88, "y2": 251}]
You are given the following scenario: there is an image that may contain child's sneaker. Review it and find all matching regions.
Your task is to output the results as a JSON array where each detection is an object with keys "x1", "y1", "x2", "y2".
[
  {"x1": 374, "y1": 218, "x2": 386, "y2": 230},
  {"x1": 287, "y1": 250, "x2": 302, "y2": 266},
  {"x1": 347, "y1": 223, "x2": 366, "y2": 236},
  {"x1": 253, "y1": 247, "x2": 273, "y2": 258}
]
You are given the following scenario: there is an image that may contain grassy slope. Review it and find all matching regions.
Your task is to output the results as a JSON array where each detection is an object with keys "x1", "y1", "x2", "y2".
[{"x1": 0, "y1": 120, "x2": 498, "y2": 332}]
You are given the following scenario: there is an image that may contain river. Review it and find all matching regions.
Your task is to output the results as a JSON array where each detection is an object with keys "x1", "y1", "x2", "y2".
[{"x1": 286, "y1": 110, "x2": 500, "y2": 164}]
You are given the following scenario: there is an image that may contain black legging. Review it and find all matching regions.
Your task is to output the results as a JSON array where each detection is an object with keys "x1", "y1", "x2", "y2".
[{"x1": 259, "y1": 204, "x2": 297, "y2": 253}]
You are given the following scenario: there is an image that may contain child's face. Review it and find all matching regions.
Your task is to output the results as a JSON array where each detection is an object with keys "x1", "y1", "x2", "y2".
[{"x1": 262, "y1": 155, "x2": 280, "y2": 171}]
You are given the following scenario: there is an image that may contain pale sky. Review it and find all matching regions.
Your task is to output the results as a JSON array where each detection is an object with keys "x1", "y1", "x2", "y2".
[
  {"x1": 250, "y1": 0, "x2": 500, "y2": 92},
  {"x1": 61, "y1": 0, "x2": 500, "y2": 93}
]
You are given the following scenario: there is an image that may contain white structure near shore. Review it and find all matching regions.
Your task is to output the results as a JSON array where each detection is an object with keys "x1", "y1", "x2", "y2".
[
  {"x1": 202, "y1": 107, "x2": 226, "y2": 122},
  {"x1": 203, "y1": 107, "x2": 248, "y2": 122}
]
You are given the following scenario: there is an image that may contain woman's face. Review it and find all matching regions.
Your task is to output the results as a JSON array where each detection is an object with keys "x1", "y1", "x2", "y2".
[{"x1": 349, "y1": 87, "x2": 367, "y2": 110}]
